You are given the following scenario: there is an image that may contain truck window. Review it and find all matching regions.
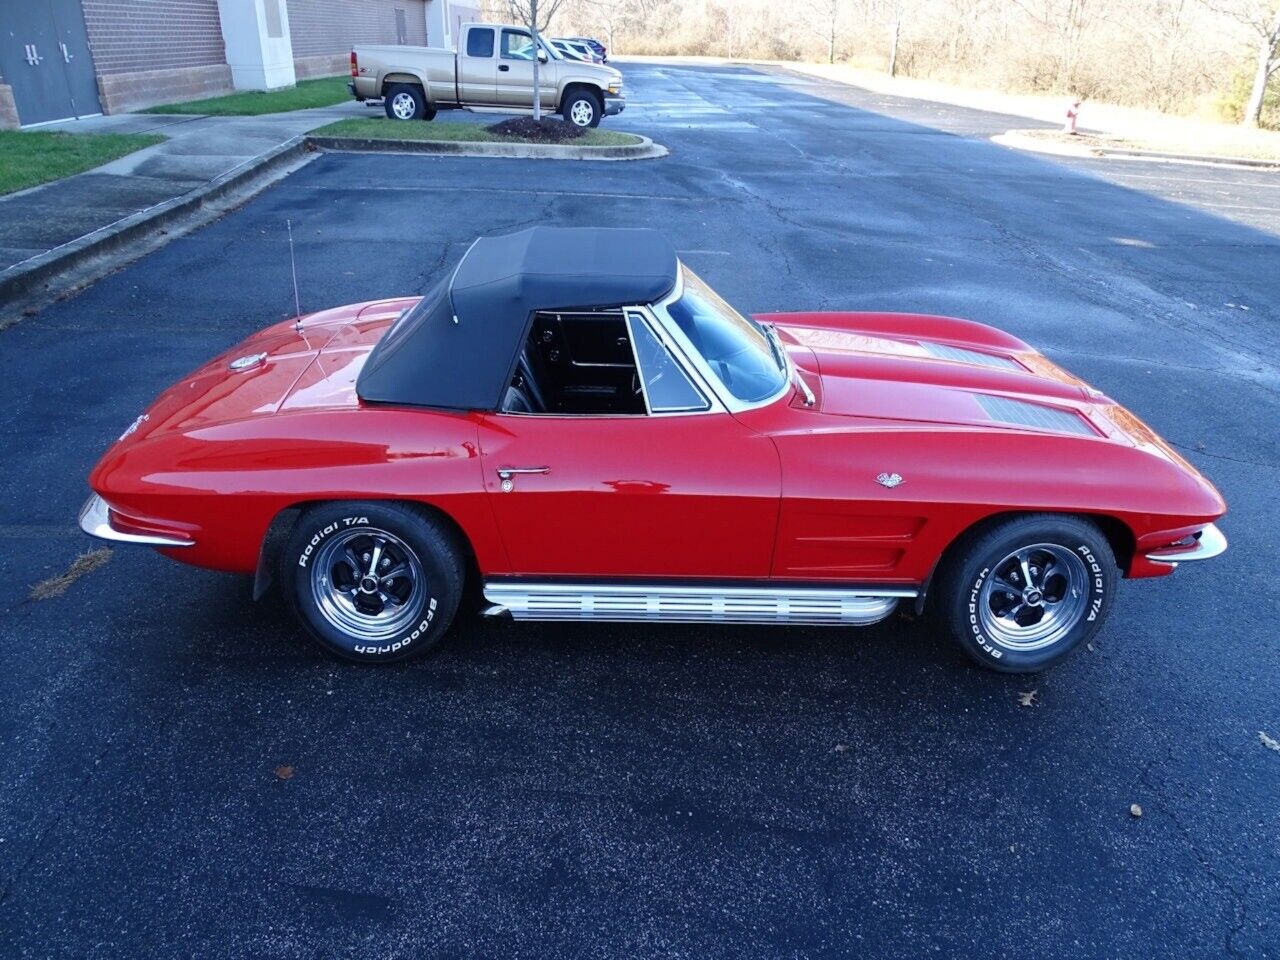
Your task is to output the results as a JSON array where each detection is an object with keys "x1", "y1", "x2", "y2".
[
  {"x1": 466, "y1": 27, "x2": 495, "y2": 58},
  {"x1": 501, "y1": 29, "x2": 535, "y2": 60}
]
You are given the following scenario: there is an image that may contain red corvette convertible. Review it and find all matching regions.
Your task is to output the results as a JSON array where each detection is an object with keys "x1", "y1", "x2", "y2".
[{"x1": 80, "y1": 227, "x2": 1227, "y2": 671}]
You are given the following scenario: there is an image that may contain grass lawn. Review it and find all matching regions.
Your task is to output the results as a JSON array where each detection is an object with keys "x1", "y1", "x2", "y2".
[
  {"x1": 312, "y1": 118, "x2": 642, "y2": 147},
  {"x1": 0, "y1": 130, "x2": 166, "y2": 196},
  {"x1": 143, "y1": 75, "x2": 351, "y2": 116}
]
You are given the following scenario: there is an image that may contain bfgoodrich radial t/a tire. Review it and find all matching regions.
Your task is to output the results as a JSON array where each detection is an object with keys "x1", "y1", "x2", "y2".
[
  {"x1": 935, "y1": 514, "x2": 1116, "y2": 673},
  {"x1": 282, "y1": 502, "x2": 462, "y2": 663}
]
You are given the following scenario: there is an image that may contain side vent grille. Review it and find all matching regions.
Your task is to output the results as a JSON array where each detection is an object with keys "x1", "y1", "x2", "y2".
[
  {"x1": 976, "y1": 394, "x2": 1096, "y2": 436},
  {"x1": 921, "y1": 342, "x2": 1021, "y2": 370}
]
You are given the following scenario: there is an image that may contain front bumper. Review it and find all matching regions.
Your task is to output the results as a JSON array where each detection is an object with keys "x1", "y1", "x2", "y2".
[
  {"x1": 78, "y1": 493, "x2": 194, "y2": 548},
  {"x1": 604, "y1": 96, "x2": 625, "y2": 116},
  {"x1": 1145, "y1": 522, "x2": 1227, "y2": 565}
]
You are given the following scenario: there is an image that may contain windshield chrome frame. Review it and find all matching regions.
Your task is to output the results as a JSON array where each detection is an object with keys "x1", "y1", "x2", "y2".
[{"x1": 648, "y1": 264, "x2": 793, "y2": 414}]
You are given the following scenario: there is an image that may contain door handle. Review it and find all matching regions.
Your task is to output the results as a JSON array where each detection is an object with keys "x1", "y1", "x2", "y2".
[
  {"x1": 498, "y1": 64, "x2": 510, "y2": 72},
  {"x1": 497, "y1": 466, "x2": 549, "y2": 492}
]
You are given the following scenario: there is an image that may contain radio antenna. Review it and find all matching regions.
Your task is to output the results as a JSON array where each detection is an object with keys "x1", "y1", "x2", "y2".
[{"x1": 287, "y1": 219, "x2": 302, "y2": 330}]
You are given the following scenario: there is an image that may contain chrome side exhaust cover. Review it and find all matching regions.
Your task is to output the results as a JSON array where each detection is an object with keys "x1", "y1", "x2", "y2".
[{"x1": 482, "y1": 582, "x2": 915, "y2": 626}]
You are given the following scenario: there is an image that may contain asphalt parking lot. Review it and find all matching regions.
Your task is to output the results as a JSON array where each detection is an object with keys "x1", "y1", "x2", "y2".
[{"x1": 1, "y1": 62, "x2": 1277, "y2": 958}]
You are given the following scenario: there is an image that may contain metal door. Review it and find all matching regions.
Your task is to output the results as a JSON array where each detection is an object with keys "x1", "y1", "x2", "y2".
[{"x1": 0, "y1": 0, "x2": 101, "y2": 126}]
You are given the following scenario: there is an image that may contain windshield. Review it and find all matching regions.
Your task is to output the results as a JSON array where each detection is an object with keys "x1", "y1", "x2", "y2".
[{"x1": 663, "y1": 267, "x2": 787, "y2": 403}]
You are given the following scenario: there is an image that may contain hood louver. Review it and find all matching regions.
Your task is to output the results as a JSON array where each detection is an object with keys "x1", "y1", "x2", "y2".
[
  {"x1": 976, "y1": 394, "x2": 1096, "y2": 436},
  {"x1": 920, "y1": 342, "x2": 1021, "y2": 370}
]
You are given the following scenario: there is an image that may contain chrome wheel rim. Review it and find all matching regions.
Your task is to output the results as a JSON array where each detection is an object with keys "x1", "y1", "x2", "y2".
[
  {"x1": 570, "y1": 100, "x2": 594, "y2": 126},
  {"x1": 390, "y1": 92, "x2": 417, "y2": 119},
  {"x1": 310, "y1": 527, "x2": 426, "y2": 641},
  {"x1": 978, "y1": 543, "x2": 1088, "y2": 652}
]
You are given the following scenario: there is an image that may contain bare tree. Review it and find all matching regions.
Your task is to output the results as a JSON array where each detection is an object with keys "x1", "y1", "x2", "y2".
[
  {"x1": 1207, "y1": 0, "x2": 1280, "y2": 125},
  {"x1": 506, "y1": 0, "x2": 571, "y2": 120},
  {"x1": 885, "y1": 0, "x2": 908, "y2": 77},
  {"x1": 806, "y1": 0, "x2": 843, "y2": 64}
]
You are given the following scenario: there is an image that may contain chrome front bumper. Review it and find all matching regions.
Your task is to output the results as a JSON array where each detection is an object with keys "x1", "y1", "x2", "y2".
[
  {"x1": 78, "y1": 493, "x2": 194, "y2": 548},
  {"x1": 1145, "y1": 523, "x2": 1227, "y2": 565}
]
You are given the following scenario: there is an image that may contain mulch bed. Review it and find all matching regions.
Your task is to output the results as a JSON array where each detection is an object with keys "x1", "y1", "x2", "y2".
[{"x1": 486, "y1": 117, "x2": 587, "y2": 143}]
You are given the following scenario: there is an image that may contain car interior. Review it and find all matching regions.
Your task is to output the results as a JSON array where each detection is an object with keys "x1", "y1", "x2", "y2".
[{"x1": 503, "y1": 310, "x2": 648, "y2": 416}]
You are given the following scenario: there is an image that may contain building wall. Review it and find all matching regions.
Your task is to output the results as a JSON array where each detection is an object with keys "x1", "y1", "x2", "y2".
[
  {"x1": 287, "y1": 0, "x2": 427, "y2": 77},
  {"x1": 80, "y1": 0, "x2": 233, "y2": 112}
]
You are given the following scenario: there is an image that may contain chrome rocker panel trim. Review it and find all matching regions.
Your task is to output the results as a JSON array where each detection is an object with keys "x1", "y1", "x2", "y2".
[
  {"x1": 1145, "y1": 523, "x2": 1227, "y2": 565},
  {"x1": 482, "y1": 582, "x2": 916, "y2": 626},
  {"x1": 78, "y1": 494, "x2": 194, "y2": 548}
]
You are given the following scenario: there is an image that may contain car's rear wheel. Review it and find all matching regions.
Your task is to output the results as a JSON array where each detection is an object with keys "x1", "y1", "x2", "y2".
[
  {"x1": 282, "y1": 502, "x2": 462, "y2": 663},
  {"x1": 562, "y1": 89, "x2": 602, "y2": 128},
  {"x1": 934, "y1": 514, "x2": 1116, "y2": 673},
  {"x1": 384, "y1": 83, "x2": 426, "y2": 121}
]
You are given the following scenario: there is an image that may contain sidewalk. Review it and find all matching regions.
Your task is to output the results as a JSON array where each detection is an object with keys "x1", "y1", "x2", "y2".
[{"x1": 0, "y1": 100, "x2": 372, "y2": 297}]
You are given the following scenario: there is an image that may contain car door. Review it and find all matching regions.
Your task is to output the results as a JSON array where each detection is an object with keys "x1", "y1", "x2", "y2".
[
  {"x1": 495, "y1": 27, "x2": 555, "y2": 110},
  {"x1": 457, "y1": 25, "x2": 498, "y2": 104},
  {"x1": 478, "y1": 310, "x2": 781, "y2": 579}
]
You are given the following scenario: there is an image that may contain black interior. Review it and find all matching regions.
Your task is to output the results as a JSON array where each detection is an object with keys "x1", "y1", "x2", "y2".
[{"x1": 503, "y1": 311, "x2": 646, "y2": 415}]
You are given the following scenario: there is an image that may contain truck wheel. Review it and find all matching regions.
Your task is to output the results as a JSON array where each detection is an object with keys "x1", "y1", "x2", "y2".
[
  {"x1": 282, "y1": 501, "x2": 463, "y2": 664},
  {"x1": 562, "y1": 89, "x2": 602, "y2": 128},
  {"x1": 934, "y1": 514, "x2": 1115, "y2": 673},
  {"x1": 384, "y1": 83, "x2": 426, "y2": 121}
]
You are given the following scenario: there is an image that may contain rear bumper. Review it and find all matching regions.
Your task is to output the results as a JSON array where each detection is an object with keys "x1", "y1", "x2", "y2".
[
  {"x1": 604, "y1": 96, "x2": 625, "y2": 116},
  {"x1": 1145, "y1": 523, "x2": 1227, "y2": 565},
  {"x1": 78, "y1": 494, "x2": 194, "y2": 548}
]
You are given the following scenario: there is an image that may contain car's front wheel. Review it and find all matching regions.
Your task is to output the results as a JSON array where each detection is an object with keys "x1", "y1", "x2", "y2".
[
  {"x1": 282, "y1": 502, "x2": 462, "y2": 663},
  {"x1": 934, "y1": 514, "x2": 1116, "y2": 673},
  {"x1": 562, "y1": 89, "x2": 602, "y2": 128}
]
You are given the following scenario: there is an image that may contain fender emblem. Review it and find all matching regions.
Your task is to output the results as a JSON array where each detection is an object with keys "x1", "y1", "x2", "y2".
[{"x1": 876, "y1": 472, "x2": 904, "y2": 488}]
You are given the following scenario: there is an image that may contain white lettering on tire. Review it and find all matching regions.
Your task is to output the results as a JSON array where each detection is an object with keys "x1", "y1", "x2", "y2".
[{"x1": 297, "y1": 516, "x2": 369, "y2": 568}]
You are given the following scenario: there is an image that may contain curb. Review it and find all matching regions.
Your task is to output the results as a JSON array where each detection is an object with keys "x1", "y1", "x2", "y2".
[
  {"x1": 992, "y1": 131, "x2": 1280, "y2": 171},
  {"x1": 0, "y1": 136, "x2": 313, "y2": 309},
  {"x1": 306, "y1": 133, "x2": 668, "y2": 161}
]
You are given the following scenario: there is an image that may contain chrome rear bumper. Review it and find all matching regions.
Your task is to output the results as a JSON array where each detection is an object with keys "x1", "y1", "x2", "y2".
[
  {"x1": 78, "y1": 494, "x2": 194, "y2": 548},
  {"x1": 1145, "y1": 523, "x2": 1227, "y2": 565}
]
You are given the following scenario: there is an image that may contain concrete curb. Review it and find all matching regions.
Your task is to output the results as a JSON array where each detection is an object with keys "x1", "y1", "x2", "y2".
[
  {"x1": 992, "y1": 131, "x2": 1280, "y2": 171},
  {"x1": 306, "y1": 133, "x2": 668, "y2": 161},
  {"x1": 0, "y1": 136, "x2": 313, "y2": 309}
]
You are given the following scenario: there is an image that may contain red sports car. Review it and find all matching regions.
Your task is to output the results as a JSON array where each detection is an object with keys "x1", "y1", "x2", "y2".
[{"x1": 80, "y1": 227, "x2": 1227, "y2": 671}]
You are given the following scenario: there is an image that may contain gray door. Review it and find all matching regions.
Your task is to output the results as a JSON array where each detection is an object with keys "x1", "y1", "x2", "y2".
[{"x1": 0, "y1": 0, "x2": 101, "y2": 125}]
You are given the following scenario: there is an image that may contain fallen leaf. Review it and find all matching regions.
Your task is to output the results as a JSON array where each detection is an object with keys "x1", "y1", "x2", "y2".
[
  {"x1": 1260, "y1": 731, "x2": 1280, "y2": 753},
  {"x1": 1017, "y1": 690, "x2": 1038, "y2": 708},
  {"x1": 274, "y1": 765, "x2": 294, "y2": 780},
  {"x1": 1130, "y1": 803, "x2": 1143, "y2": 818},
  {"x1": 833, "y1": 743, "x2": 849, "y2": 753}
]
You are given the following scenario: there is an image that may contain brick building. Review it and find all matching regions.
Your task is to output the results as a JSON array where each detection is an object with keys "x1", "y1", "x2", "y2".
[{"x1": 0, "y1": 0, "x2": 479, "y2": 128}]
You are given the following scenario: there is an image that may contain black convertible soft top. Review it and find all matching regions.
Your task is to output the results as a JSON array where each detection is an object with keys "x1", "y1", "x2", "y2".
[{"x1": 356, "y1": 226, "x2": 678, "y2": 411}]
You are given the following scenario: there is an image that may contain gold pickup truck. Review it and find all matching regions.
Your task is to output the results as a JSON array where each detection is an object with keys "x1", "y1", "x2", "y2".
[{"x1": 349, "y1": 22, "x2": 624, "y2": 128}]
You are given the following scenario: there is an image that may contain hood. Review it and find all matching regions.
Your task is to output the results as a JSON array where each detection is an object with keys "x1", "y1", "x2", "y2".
[
  {"x1": 117, "y1": 299, "x2": 413, "y2": 447},
  {"x1": 772, "y1": 316, "x2": 1117, "y2": 440}
]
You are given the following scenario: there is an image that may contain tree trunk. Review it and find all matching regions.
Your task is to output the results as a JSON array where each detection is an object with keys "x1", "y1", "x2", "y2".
[
  {"x1": 531, "y1": 0, "x2": 542, "y2": 122},
  {"x1": 888, "y1": 14, "x2": 901, "y2": 78},
  {"x1": 1242, "y1": 9, "x2": 1280, "y2": 128},
  {"x1": 829, "y1": 20, "x2": 835, "y2": 65}
]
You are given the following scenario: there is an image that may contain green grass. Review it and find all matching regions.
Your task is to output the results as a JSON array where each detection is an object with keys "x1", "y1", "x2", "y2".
[
  {"x1": 0, "y1": 130, "x2": 166, "y2": 196},
  {"x1": 143, "y1": 75, "x2": 351, "y2": 116},
  {"x1": 311, "y1": 117, "x2": 642, "y2": 147}
]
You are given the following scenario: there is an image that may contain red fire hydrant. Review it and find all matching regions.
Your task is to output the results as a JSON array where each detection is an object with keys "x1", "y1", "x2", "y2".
[{"x1": 1064, "y1": 98, "x2": 1082, "y2": 135}]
